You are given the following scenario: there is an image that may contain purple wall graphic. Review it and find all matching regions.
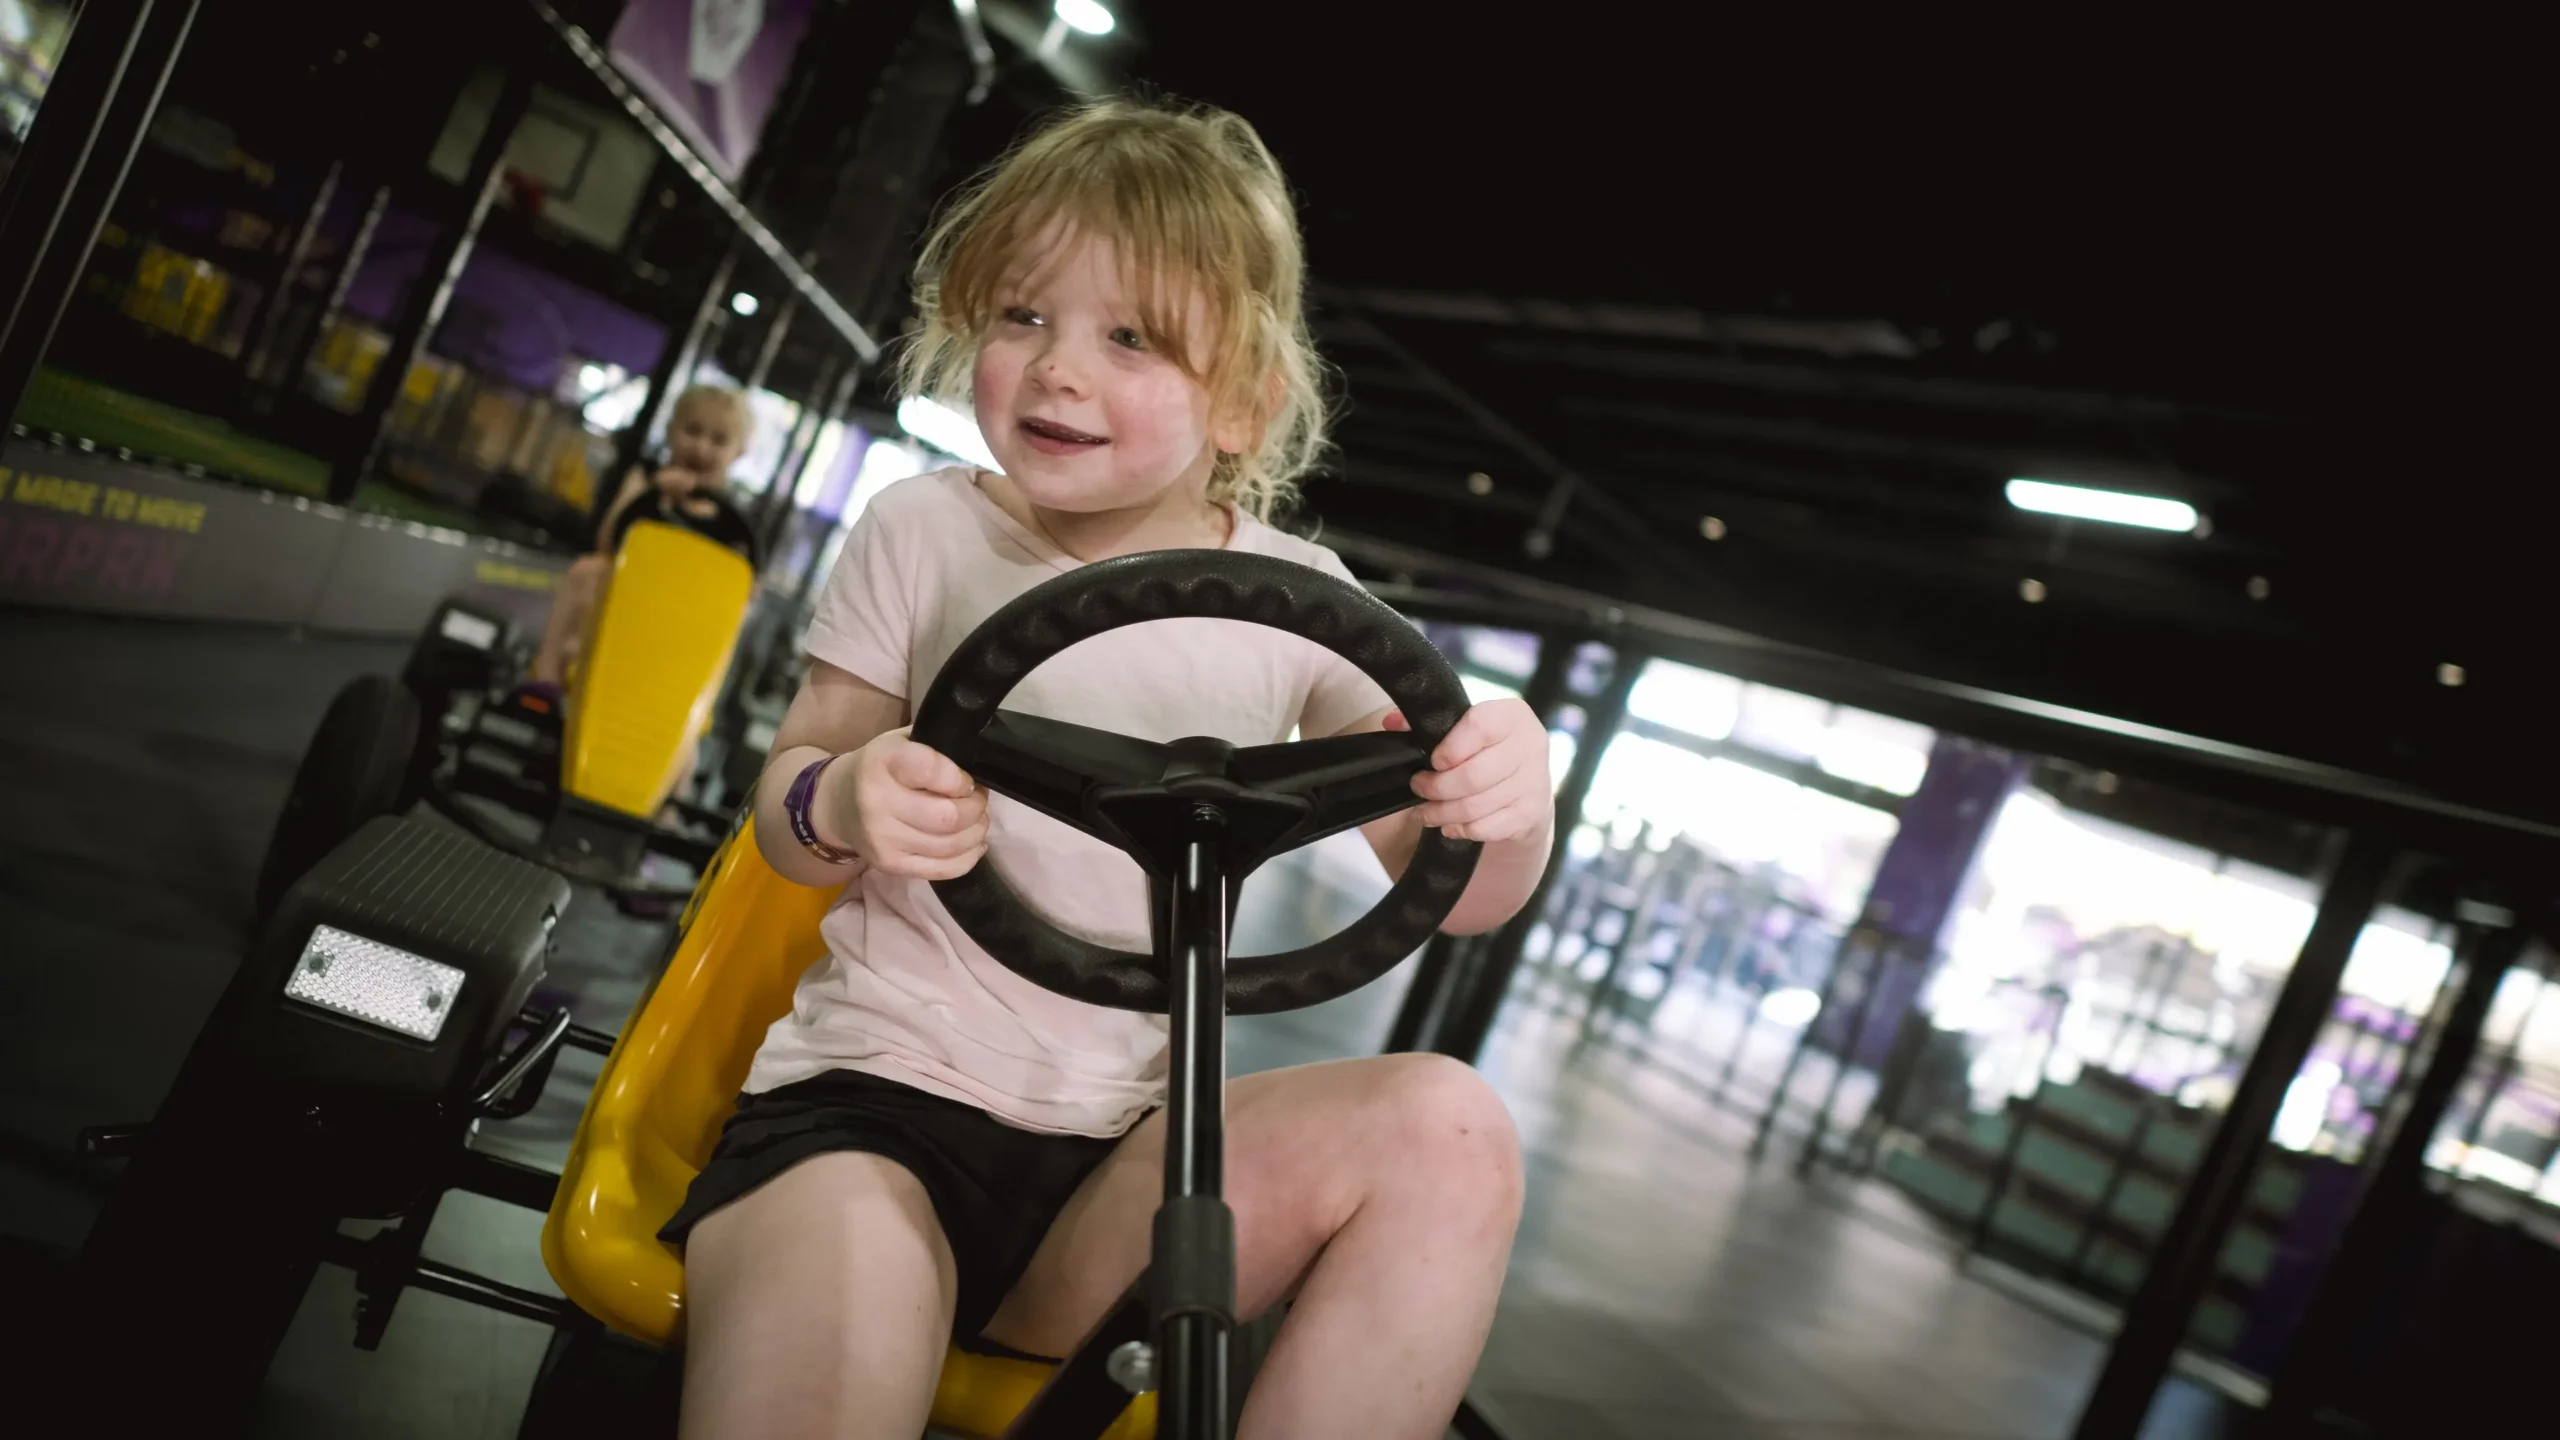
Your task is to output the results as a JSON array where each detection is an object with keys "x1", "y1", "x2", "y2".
[
  {"x1": 607, "y1": 0, "x2": 815, "y2": 183},
  {"x1": 339, "y1": 207, "x2": 668, "y2": 392},
  {"x1": 1821, "y1": 733, "x2": 2029, "y2": 1067}
]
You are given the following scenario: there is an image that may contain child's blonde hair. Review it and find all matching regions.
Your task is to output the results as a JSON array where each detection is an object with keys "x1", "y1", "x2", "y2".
[
  {"x1": 671, "y1": 382, "x2": 754, "y2": 444},
  {"x1": 896, "y1": 95, "x2": 1327, "y2": 522}
]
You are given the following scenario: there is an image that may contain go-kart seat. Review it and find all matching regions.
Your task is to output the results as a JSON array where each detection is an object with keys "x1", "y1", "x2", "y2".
[
  {"x1": 539, "y1": 828, "x2": 1155, "y2": 1439},
  {"x1": 560, "y1": 519, "x2": 757, "y2": 821}
]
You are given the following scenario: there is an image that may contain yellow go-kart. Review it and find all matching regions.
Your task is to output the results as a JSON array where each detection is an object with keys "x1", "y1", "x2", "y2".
[
  {"x1": 71, "y1": 550, "x2": 1484, "y2": 1440},
  {"x1": 253, "y1": 510, "x2": 760, "y2": 919}
]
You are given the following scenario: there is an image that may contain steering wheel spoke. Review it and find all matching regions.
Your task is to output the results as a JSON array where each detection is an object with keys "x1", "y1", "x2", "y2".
[
  {"x1": 1230, "y1": 730, "x2": 1435, "y2": 849},
  {"x1": 970, "y1": 711, "x2": 1175, "y2": 837}
]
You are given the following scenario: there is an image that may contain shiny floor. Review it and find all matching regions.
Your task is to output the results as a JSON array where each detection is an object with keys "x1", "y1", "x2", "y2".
[{"x1": 0, "y1": 610, "x2": 2242, "y2": 1438}]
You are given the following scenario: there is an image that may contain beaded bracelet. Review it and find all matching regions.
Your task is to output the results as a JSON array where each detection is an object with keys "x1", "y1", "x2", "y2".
[{"x1": 783, "y1": 753, "x2": 860, "y2": 865}]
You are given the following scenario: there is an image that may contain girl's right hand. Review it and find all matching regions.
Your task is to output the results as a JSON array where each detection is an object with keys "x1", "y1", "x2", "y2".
[
  {"x1": 652, "y1": 465, "x2": 702, "y2": 504},
  {"x1": 827, "y1": 728, "x2": 989, "y2": 880}
]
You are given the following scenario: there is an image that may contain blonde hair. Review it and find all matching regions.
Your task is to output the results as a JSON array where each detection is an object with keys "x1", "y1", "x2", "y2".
[
  {"x1": 671, "y1": 381, "x2": 753, "y2": 442},
  {"x1": 896, "y1": 95, "x2": 1327, "y2": 522}
]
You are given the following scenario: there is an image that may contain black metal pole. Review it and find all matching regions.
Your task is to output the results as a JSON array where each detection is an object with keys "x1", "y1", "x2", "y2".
[
  {"x1": 1, "y1": 0, "x2": 143, "y2": 276},
  {"x1": 1966, "y1": 985, "x2": 2068, "y2": 1255},
  {"x1": 741, "y1": 292, "x2": 798, "y2": 394},
  {"x1": 2070, "y1": 830, "x2": 2398, "y2": 1440},
  {"x1": 0, "y1": 0, "x2": 198, "y2": 430},
  {"x1": 330, "y1": 68, "x2": 534, "y2": 501},
  {"x1": 1156, "y1": 825, "x2": 1234, "y2": 1440},
  {"x1": 238, "y1": 160, "x2": 342, "y2": 384},
  {"x1": 265, "y1": 179, "x2": 390, "y2": 408},
  {"x1": 1383, "y1": 935, "x2": 1474, "y2": 1054},
  {"x1": 2258, "y1": 898, "x2": 2531, "y2": 1431},
  {"x1": 1799, "y1": 936, "x2": 1896, "y2": 1174},
  {"x1": 1433, "y1": 652, "x2": 1643, "y2": 1066},
  {"x1": 0, "y1": 0, "x2": 150, "y2": 363},
  {"x1": 613, "y1": 245, "x2": 736, "y2": 483},
  {"x1": 1749, "y1": 923, "x2": 1864, "y2": 1161},
  {"x1": 752, "y1": 354, "x2": 837, "y2": 540},
  {"x1": 1387, "y1": 630, "x2": 1577, "y2": 1053}
]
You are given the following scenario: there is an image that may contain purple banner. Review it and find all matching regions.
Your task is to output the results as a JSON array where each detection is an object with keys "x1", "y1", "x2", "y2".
[
  {"x1": 339, "y1": 207, "x2": 669, "y2": 392},
  {"x1": 607, "y1": 0, "x2": 815, "y2": 183}
]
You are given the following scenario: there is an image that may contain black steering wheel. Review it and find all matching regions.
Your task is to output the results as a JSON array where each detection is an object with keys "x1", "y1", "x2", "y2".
[{"x1": 910, "y1": 549, "x2": 1482, "y2": 1016}]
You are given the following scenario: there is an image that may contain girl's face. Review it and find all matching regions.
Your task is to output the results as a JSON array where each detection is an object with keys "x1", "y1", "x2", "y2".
[
  {"x1": 666, "y1": 399, "x2": 746, "y2": 482},
  {"x1": 971, "y1": 229, "x2": 1248, "y2": 516}
]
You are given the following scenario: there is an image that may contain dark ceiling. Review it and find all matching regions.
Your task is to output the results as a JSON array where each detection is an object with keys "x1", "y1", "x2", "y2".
[{"x1": 1105, "y1": 11, "x2": 2545, "y2": 828}]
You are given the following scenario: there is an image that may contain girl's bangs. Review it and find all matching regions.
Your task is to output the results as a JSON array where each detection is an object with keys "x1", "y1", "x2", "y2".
[{"x1": 946, "y1": 160, "x2": 1258, "y2": 394}]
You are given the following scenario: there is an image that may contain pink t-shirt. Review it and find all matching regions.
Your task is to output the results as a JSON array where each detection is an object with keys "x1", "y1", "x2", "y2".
[{"x1": 743, "y1": 468, "x2": 1392, "y2": 1136}]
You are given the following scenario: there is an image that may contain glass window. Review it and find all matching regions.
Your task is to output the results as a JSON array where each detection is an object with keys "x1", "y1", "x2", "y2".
[
  {"x1": 1583, "y1": 736, "x2": 1897, "y2": 923},
  {"x1": 1816, "y1": 706, "x2": 1936, "y2": 797},
  {"x1": 1626, "y1": 660, "x2": 1741, "y2": 738},
  {"x1": 2426, "y1": 949, "x2": 2560, "y2": 1198},
  {"x1": 1, "y1": 2, "x2": 78, "y2": 172},
  {"x1": 1460, "y1": 628, "x2": 1539, "y2": 682},
  {"x1": 1731, "y1": 682, "x2": 1833, "y2": 762}
]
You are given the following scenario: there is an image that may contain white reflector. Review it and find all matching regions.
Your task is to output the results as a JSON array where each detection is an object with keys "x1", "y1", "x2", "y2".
[
  {"x1": 284, "y1": 926, "x2": 466, "y2": 1042},
  {"x1": 2005, "y1": 478, "x2": 2199, "y2": 533},
  {"x1": 439, "y1": 609, "x2": 499, "y2": 650}
]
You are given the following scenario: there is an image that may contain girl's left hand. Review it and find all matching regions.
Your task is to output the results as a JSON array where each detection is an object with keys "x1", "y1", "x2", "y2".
[{"x1": 1384, "y1": 698, "x2": 1552, "y2": 844}]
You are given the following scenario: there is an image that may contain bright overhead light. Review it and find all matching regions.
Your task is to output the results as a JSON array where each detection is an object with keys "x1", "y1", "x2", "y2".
[
  {"x1": 2006, "y1": 478, "x2": 2199, "y2": 533},
  {"x1": 729, "y1": 291, "x2": 760, "y2": 317},
  {"x1": 1054, "y1": 0, "x2": 1115, "y2": 35},
  {"x1": 896, "y1": 394, "x2": 1002, "y2": 473}
]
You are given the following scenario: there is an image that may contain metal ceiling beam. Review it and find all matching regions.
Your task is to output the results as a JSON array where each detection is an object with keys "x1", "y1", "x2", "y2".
[
  {"x1": 1326, "y1": 287, "x2": 2279, "y2": 429},
  {"x1": 1557, "y1": 395, "x2": 2214, "y2": 502},
  {"x1": 1327, "y1": 309, "x2": 1586, "y2": 559},
  {"x1": 1327, "y1": 311, "x2": 1734, "y2": 587},
  {"x1": 527, "y1": 0, "x2": 881, "y2": 364},
  {"x1": 1326, "y1": 535, "x2": 2560, "y2": 855},
  {"x1": 1330, "y1": 286, "x2": 1926, "y2": 362}
]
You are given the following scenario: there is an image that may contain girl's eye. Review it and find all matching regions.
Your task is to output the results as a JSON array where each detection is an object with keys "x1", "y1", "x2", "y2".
[
  {"x1": 1110, "y1": 327, "x2": 1147, "y2": 351},
  {"x1": 1003, "y1": 306, "x2": 1042, "y2": 326}
]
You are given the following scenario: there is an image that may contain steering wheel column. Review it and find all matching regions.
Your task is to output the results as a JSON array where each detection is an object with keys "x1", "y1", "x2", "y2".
[{"x1": 907, "y1": 547, "x2": 1484, "y2": 1440}]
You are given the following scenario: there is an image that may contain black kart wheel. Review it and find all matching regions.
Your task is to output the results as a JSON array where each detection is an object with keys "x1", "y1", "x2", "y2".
[{"x1": 255, "y1": 674, "x2": 421, "y2": 923}]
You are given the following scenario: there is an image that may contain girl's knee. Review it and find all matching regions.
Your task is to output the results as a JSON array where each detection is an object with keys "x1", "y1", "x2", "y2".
[{"x1": 1369, "y1": 1054, "x2": 1523, "y2": 1207}]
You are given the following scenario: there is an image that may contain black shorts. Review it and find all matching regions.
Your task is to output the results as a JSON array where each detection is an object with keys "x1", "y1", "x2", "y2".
[{"x1": 658, "y1": 1069, "x2": 1125, "y2": 1350}]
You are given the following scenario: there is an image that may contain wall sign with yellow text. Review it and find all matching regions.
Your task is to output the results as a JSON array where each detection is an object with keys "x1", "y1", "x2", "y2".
[{"x1": 0, "y1": 446, "x2": 570, "y2": 636}]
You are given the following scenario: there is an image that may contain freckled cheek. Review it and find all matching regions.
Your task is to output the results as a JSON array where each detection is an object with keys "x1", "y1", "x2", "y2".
[
  {"x1": 1110, "y1": 376, "x2": 1211, "y2": 459},
  {"x1": 971, "y1": 349, "x2": 1014, "y2": 406}
]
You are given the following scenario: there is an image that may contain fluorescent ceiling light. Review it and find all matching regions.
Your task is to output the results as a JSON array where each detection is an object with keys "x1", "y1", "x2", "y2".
[
  {"x1": 896, "y1": 394, "x2": 1002, "y2": 473},
  {"x1": 2006, "y1": 478, "x2": 2199, "y2": 533},
  {"x1": 1055, "y1": 0, "x2": 1116, "y2": 36}
]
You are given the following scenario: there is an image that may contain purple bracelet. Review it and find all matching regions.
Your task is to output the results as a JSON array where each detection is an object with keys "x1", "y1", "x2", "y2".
[{"x1": 783, "y1": 753, "x2": 860, "y2": 865}]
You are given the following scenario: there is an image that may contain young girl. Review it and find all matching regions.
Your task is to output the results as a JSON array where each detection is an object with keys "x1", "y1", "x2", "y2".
[
  {"x1": 667, "y1": 98, "x2": 1551, "y2": 1440},
  {"x1": 520, "y1": 382, "x2": 755, "y2": 702}
]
